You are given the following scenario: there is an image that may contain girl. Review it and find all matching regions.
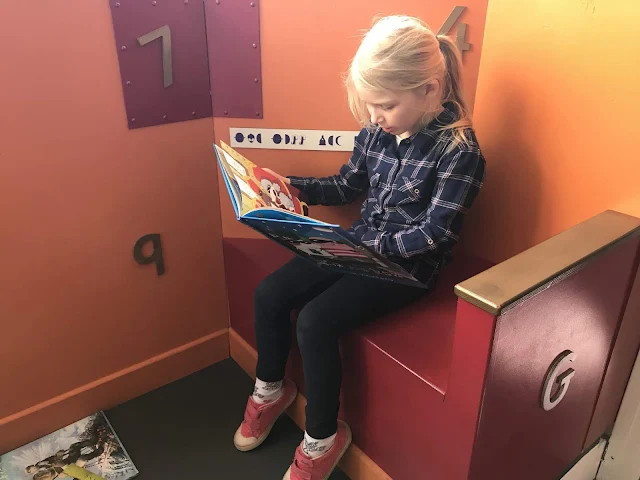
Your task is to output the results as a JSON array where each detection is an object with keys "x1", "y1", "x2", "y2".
[{"x1": 234, "y1": 15, "x2": 485, "y2": 480}]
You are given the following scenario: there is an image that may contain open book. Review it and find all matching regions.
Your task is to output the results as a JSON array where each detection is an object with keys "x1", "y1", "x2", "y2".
[{"x1": 214, "y1": 141, "x2": 426, "y2": 288}]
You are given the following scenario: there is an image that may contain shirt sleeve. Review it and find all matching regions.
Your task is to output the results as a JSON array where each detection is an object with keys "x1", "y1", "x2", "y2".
[
  {"x1": 287, "y1": 128, "x2": 370, "y2": 206},
  {"x1": 359, "y1": 148, "x2": 485, "y2": 258}
]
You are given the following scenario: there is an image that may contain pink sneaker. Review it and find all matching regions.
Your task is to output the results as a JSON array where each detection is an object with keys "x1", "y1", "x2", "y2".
[
  {"x1": 234, "y1": 378, "x2": 298, "y2": 452},
  {"x1": 282, "y1": 420, "x2": 352, "y2": 480}
]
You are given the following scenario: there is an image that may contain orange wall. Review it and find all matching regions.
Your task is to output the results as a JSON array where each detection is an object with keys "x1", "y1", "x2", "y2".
[
  {"x1": 0, "y1": 1, "x2": 228, "y2": 449},
  {"x1": 216, "y1": 0, "x2": 489, "y2": 238},
  {"x1": 464, "y1": 0, "x2": 640, "y2": 262},
  {"x1": 617, "y1": 193, "x2": 640, "y2": 219}
]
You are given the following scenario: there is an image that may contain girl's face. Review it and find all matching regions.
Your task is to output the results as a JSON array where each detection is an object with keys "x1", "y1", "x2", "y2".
[{"x1": 358, "y1": 83, "x2": 440, "y2": 138}]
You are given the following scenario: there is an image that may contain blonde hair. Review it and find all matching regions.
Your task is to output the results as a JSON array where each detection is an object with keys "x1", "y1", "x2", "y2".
[{"x1": 345, "y1": 15, "x2": 471, "y2": 148}]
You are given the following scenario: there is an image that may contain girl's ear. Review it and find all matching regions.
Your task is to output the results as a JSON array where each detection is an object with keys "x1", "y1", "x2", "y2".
[
  {"x1": 425, "y1": 79, "x2": 441, "y2": 99},
  {"x1": 425, "y1": 79, "x2": 442, "y2": 111}
]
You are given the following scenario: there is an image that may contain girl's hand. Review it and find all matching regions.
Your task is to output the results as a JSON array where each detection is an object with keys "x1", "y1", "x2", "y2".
[{"x1": 263, "y1": 168, "x2": 291, "y2": 185}]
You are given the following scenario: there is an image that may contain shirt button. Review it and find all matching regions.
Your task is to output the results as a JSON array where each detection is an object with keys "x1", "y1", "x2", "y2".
[{"x1": 414, "y1": 188, "x2": 420, "y2": 194}]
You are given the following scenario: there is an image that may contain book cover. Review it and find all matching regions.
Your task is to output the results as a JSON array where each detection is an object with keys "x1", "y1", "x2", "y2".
[{"x1": 0, "y1": 412, "x2": 138, "y2": 480}]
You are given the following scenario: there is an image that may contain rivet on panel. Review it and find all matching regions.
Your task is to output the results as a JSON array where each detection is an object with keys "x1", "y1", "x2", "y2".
[
  {"x1": 121, "y1": 46, "x2": 127, "y2": 51},
  {"x1": 256, "y1": 112, "x2": 261, "y2": 117},
  {"x1": 163, "y1": 115, "x2": 168, "y2": 120},
  {"x1": 184, "y1": 0, "x2": 189, "y2": 4},
  {"x1": 254, "y1": 78, "x2": 259, "y2": 83},
  {"x1": 115, "y1": 2, "x2": 120, "y2": 7},
  {"x1": 126, "y1": 80, "x2": 131, "y2": 86},
  {"x1": 152, "y1": 1, "x2": 157, "y2": 5},
  {"x1": 252, "y1": 43, "x2": 257, "y2": 48},
  {"x1": 224, "y1": 111, "x2": 229, "y2": 115},
  {"x1": 131, "y1": 118, "x2": 136, "y2": 123},
  {"x1": 192, "y1": 111, "x2": 197, "y2": 116},
  {"x1": 250, "y1": 2, "x2": 255, "y2": 6},
  {"x1": 216, "y1": 0, "x2": 220, "y2": 4}
]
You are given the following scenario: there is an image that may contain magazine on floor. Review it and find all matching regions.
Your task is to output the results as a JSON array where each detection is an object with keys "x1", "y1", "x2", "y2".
[{"x1": 0, "y1": 412, "x2": 138, "y2": 480}]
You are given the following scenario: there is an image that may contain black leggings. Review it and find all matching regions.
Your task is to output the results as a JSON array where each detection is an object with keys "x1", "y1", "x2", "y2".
[{"x1": 254, "y1": 256, "x2": 427, "y2": 439}]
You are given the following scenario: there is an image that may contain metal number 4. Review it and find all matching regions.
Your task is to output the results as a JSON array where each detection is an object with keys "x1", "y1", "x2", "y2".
[
  {"x1": 437, "y1": 6, "x2": 470, "y2": 53},
  {"x1": 137, "y1": 25, "x2": 173, "y2": 88}
]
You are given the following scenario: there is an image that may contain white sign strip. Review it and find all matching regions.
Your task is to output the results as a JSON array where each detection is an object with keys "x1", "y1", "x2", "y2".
[{"x1": 229, "y1": 128, "x2": 360, "y2": 152}]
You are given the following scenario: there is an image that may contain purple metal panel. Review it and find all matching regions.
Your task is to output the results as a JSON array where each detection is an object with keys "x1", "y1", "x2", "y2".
[
  {"x1": 205, "y1": 0, "x2": 263, "y2": 119},
  {"x1": 468, "y1": 236, "x2": 640, "y2": 480},
  {"x1": 109, "y1": 0, "x2": 212, "y2": 129}
]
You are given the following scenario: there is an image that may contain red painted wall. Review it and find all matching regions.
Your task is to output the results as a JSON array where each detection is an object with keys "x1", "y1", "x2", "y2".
[{"x1": 0, "y1": 1, "x2": 228, "y2": 452}]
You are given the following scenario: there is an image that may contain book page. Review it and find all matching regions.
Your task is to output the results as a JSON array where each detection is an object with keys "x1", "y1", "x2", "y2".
[
  {"x1": 217, "y1": 141, "x2": 308, "y2": 217},
  {"x1": 215, "y1": 144, "x2": 259, "y2": 216},
  {"x1": 214, "y1": 147, "x2": 241, "y2": 217}
]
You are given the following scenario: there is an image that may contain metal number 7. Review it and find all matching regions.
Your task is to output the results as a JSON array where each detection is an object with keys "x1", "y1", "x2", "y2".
[{"x1": 137, "y1": 25, "x2": 173, "y2": 88}]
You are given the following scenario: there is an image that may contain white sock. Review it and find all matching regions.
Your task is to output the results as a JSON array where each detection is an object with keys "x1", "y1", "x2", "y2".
[
  {"x1": 302, "y1": 431, "x2": 337, "y2": 459},
  {"x1": 252, "y1": 378, "x2": 283, "y2": 404}
]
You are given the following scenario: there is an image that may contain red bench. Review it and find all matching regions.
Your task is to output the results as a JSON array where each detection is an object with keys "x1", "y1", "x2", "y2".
[{"x1": 224, "y1": 210, "x2": 640, "y2": 479}]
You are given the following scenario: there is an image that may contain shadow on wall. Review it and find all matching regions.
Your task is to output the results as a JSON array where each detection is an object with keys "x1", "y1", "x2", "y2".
[{"x1": 459, "y1": 72, "x2": 543, "y2": 264}]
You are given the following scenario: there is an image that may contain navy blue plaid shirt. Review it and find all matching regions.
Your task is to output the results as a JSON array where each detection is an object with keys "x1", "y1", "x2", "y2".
[{"x1": 288, "y1": 103, "x2": 485, "y2": 287}]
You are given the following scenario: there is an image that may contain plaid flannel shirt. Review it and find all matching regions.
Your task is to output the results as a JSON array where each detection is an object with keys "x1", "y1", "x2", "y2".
[{"x1": 288, "y1": 103, "x2": 486, "y2": 287}]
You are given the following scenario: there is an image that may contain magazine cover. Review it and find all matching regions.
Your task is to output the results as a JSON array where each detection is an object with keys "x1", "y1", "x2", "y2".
[{"x1": 0, "y1": 412, "x2": 138, "y2": 480}]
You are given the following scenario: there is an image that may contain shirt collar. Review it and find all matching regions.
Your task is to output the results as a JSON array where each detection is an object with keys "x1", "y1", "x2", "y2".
[{"x1": 376, "y1": 102, "x2": 458, "y2": 154}]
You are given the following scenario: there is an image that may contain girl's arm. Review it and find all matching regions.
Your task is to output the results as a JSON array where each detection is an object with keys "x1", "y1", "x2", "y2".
[
  {"x1": 359, "y1": 146, "x2": 485, "y2": 258},
  {"x1": 287, "y1": 128, "x2": 370, "y2": 206}
]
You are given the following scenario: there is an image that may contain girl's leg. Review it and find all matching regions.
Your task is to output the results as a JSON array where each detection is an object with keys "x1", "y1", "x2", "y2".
[
  {"x1": 253, "y1": 256, "x2": 341, "y2": 385},
  {"x1": 296, "y1": 275, "x2": 427, "y2": 442},
  {"x1": 235, "y1": 257, "x2": 340, "y2": 451}
]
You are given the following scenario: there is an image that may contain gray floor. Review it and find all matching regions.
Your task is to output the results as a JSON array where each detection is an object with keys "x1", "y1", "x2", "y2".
[{"x1": 106, "y1": 358, "x2": 349, "y2": 479}]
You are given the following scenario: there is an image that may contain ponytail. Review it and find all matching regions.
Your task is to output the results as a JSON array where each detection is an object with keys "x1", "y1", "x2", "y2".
[{"x1": 436, "y1": 35, "x2": 472, "y2": 149}]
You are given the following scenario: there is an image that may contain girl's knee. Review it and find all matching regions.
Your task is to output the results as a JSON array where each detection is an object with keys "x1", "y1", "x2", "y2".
[{"x1": 296, "y1": 305, "x2": 333, "y2": 350}]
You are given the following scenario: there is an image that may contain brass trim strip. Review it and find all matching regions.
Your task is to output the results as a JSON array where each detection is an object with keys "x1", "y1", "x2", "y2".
[{"x1": 455, "y1": 210, "x2": 640, "y2": 315}]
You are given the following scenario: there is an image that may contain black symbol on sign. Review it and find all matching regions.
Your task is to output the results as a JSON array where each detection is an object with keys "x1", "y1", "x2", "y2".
[
  {"x1": 319, "y1": 136, "x2": 326, "y2": 146},
  {"x1": 273, "y1": 134, "x2": 282, "y2": 144},
  {"x1": 133, "y1": 233, "x2": 165, "y2": 276},
  {"x1": 328, "y1": 136, "x2": 334, "y2": 146},
  {"x1": 248, "y1": 134, "x2": 255, "y2": 143},
  {"x1": 235, "y1": 133, "x2": 245, "y2": 143},
  {"x1": 284, "y1": 135, "x2": 306, "y2": 145}
]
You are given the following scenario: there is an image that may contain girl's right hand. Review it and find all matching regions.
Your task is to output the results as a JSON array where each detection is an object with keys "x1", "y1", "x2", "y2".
[{"x1": 263, "y1": 168, "x2": 291, "y2": 185}]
